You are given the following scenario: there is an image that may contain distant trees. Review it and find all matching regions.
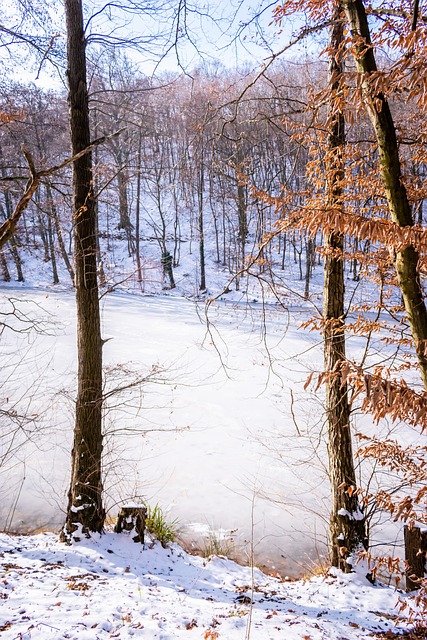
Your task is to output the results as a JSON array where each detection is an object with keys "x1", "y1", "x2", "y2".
[
  {"x1": 0, "y1": 63, "x2": 316, "y2": 293},
  {"x1": 0, "y1": 85, "x2": 71, "y2": 283}
]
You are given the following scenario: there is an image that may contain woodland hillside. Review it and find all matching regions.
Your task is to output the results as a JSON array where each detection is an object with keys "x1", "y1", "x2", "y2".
[
  {"x1": 0, "y1": 61, "x2": 325, "y2": 299},
  {"x1": 1, "y1": 0, "x2": 427, "y2": 628}
]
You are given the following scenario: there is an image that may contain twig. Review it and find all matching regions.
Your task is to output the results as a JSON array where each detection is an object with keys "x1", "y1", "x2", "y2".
[{"x1": 290, "y1": 388, "x2": 302, "y2": 436}]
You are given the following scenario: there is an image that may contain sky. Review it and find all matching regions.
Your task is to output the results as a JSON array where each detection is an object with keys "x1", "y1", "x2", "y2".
[
  {"x1": 83, "y1": 0, "x2": 290, "y2": 74},
  {"x1": 1, "y1": 0, "x2": 307, "y2": 89}
]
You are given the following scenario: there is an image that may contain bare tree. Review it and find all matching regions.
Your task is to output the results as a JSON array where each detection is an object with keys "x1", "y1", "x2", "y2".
[{"x1": 62, "y1": 0, "x2": 104, "y2": 539}]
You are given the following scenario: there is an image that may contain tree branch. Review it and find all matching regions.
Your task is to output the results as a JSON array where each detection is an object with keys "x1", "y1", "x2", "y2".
[{"x1": 0, "y1": 128, "x2": 124, "y2": 250}]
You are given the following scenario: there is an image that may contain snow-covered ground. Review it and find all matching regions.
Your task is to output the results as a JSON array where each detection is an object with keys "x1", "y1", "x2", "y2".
[
  {"x1": 0, "y1": 208, "x2": 422, "y2": 601},
  {"x1": 1, "y1": 288, "x2": 333, "y2": 576},
  {"x1": 0, "y1": 530, "x2": 416, "y2": 640},
  {"x1": 1, "y1": 283, "x2": 414, "y2": 581}
]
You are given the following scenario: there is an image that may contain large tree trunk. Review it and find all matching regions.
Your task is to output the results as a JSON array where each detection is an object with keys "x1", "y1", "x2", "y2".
[
  {"x1": 324, "y1": 3, "x2": 367, "y2": 571},
  {"x1": 62, "y1": 0, "x2": 105, "y2": 540},
  {"x1": 342, "y1": 0, "x2": 427, "y2": 391}
]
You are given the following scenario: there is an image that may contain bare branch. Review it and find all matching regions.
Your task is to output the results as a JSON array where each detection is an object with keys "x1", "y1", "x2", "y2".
[
  {"x1": 0, "y1": 128, "x2": 124, "y2": 250},
  {"x1": 366, "y1": 5, "x2": 427, "y2": 25}
]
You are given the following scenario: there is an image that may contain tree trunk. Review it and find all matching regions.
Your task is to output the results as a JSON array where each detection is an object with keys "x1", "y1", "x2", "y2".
[
  {"x1": 62, "y1": 0, "x2": 105, "y2": 540},
  {"x1": 236, "y1": 145, "x2": 248, "y2": 271},
  {"x1": 304, "y1": 235, "x2": 314, "y2": 300},
  {"x1": 117, "y1": 165, "x2": 134, "y2": 256},
  {"x1": 342, "y1": 0, "x2": 427, "y2": 391},
  {"x1": 198, "y1": 160, "x2": 206, "y2": 291},
  {"x1": 35, "y1": 193, "x2": 50, "y2": 263},
  {"x1": 92, "y1": 110, "x2": 106, "y2": 287},
  {"x1": 135, "y1": 128, "x2": 144, "y2": 288},
  {"x1": 324, "y1": 3, "x2": 367, "y2": 571},
  {"x1": 0, "y1": 251, "x2": 10, "y2": 281},
  {"x1": 404, "y1": 525, "x2": 427, "y2": 591},
  {"x1": 0, "y1": 200, "x2": 24, "y2": 282},
  {"x1": 47, "y1": 209, "x2": 59, "y2": 285},
  {"x1": 115, "y1": 505, "x2": 147, "y2": 544},
  {"x1": 172, "y1": 188, "x2": 181, "y2": 268},
  {"x1": 161, "y1": 249, "x2": 175, "y2": 289},
  {"x1": 209, "y1": 176, "x2": 220, "y2": 263},
  {"x1": 281, "y1": 232, "x2": 287, "y2": 270},
  {"x1": 47, "y1": 182, "x2": 75, "y2": 284},
  {"x1": 10, "y1": 241, "x2": 24, "y2": 282}
]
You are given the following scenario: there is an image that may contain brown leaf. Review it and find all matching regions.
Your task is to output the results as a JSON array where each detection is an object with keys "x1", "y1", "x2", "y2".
[{"x1": 185, "y1": 619, "x2": 198, "y2": 630}]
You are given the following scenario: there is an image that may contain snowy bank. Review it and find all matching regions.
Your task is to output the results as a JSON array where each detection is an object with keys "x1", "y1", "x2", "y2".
[{"x1": 0, "y1": 531, "x2": 415, "y2": 639}]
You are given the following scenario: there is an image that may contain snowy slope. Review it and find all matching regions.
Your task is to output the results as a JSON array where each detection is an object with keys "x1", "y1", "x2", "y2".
[{"x1": 0, "y1": 530, "x2": 415, "y2": 640}]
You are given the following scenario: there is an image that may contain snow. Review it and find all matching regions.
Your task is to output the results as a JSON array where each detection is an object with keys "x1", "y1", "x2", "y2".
[
  {"x1": 121, "y1": 503, "x2": 148, "y2": 509},
  {"x1": 0, "y1": 191, "x2": 424, "y2": 630},
  {"x1": 1, "y1": 285, "x2": 421, "y2": 578},
  {"x1": 0, "y1": 288, "x2": 333, "y2": 576},
  {"x1": 338, "y1": 509, "x2": 365, "y2": 522},
  {"x1": 0, "y1": 530, "x2": 415, "y2": 639}
]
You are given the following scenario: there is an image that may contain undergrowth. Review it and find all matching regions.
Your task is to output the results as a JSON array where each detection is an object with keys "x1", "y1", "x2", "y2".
[
  {"x1": 202, "y1": 530, "x2": 235, "y2": 559},
  {"x1": 374, "y1": 624, "x2": 427, "y2": 638},
  {"x1": 144, "y1": 503, "x2": 179, "y2": 548}
]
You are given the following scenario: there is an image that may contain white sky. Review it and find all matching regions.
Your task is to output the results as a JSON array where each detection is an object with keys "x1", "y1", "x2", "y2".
[
  {"x1": 82, "y1": 0, "x2": 284, "y2": 74},
  {"x1": 1, "y1": 0, "x2": 301, "y2": 89}
]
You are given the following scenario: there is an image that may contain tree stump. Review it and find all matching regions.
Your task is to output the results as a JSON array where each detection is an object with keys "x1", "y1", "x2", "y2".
[
  {"x1": 404, "y1": 525, "x2": 427, "y2": 591},
  {"x1": 114, "y1": 505, "x2": 147, "y2": 544}
]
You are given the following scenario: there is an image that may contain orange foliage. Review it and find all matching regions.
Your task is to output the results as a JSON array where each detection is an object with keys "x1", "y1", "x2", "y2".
[
  {"x1": 0, "y1": 110, "x2": 24, "y2": 127},
  {"x1": 263, "y1": 0, "x2": 427, "y2": 613}
]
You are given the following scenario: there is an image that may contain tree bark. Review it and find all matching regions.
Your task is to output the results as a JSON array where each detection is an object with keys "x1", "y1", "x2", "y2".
[
  {"x1": 62, "y1": 0, "x2": 105, "y2": 540},
  {"x1": 0, "y1": 200, "x2": 25, "y2": 282},
  {"x1": 235, "y1": 143, "x2": 248, "y2": 272},
  {"x1": 304, "y1": 235, "x2": 314, "y2": 300},
  {"x1": 0, "y1": 250, "x2": 10, "y2": 281},
  {"x1": 342, "y1": 0, "x2": 427, "y2": 391},
  {"x1": 114, "y1": 506, "x2": 147, "y2": 544},
  {"x1": 47, "y1": 207, "x2": 59, "y2": 284},
  {"x1": 35, "y1": 191, "x2": 50, "y2": 263},
  {"x1": 404, "y1": 525, "x2": 427, "y2": 591},
  {"x1": 324, "y1": 2, "x2": 367, "y2": 571},
  {"x1": 198, "y1": 156, "x2": 206, "y2": 291},
  {"x1": 135, "y1": 127, "x2": 144, "y2": 288}
]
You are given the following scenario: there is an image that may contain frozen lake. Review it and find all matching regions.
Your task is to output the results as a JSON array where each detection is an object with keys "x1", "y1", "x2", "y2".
[{"x1": 1, "y1": 288, "x2": 333, "y2": 576}]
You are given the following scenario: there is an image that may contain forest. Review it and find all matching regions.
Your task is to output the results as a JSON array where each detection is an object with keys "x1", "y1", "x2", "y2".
[
  {"x1": 0, "y1": 58, "x2": 321, "y2": 295},
  {"x1": 1, "y1": 0, "x2": 427, "y2": 638}
]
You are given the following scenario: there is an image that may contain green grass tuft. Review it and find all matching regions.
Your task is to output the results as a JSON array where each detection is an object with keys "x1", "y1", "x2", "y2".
[{"x1": 145, "y1": 503, "x2": 179, "y2": 548}]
